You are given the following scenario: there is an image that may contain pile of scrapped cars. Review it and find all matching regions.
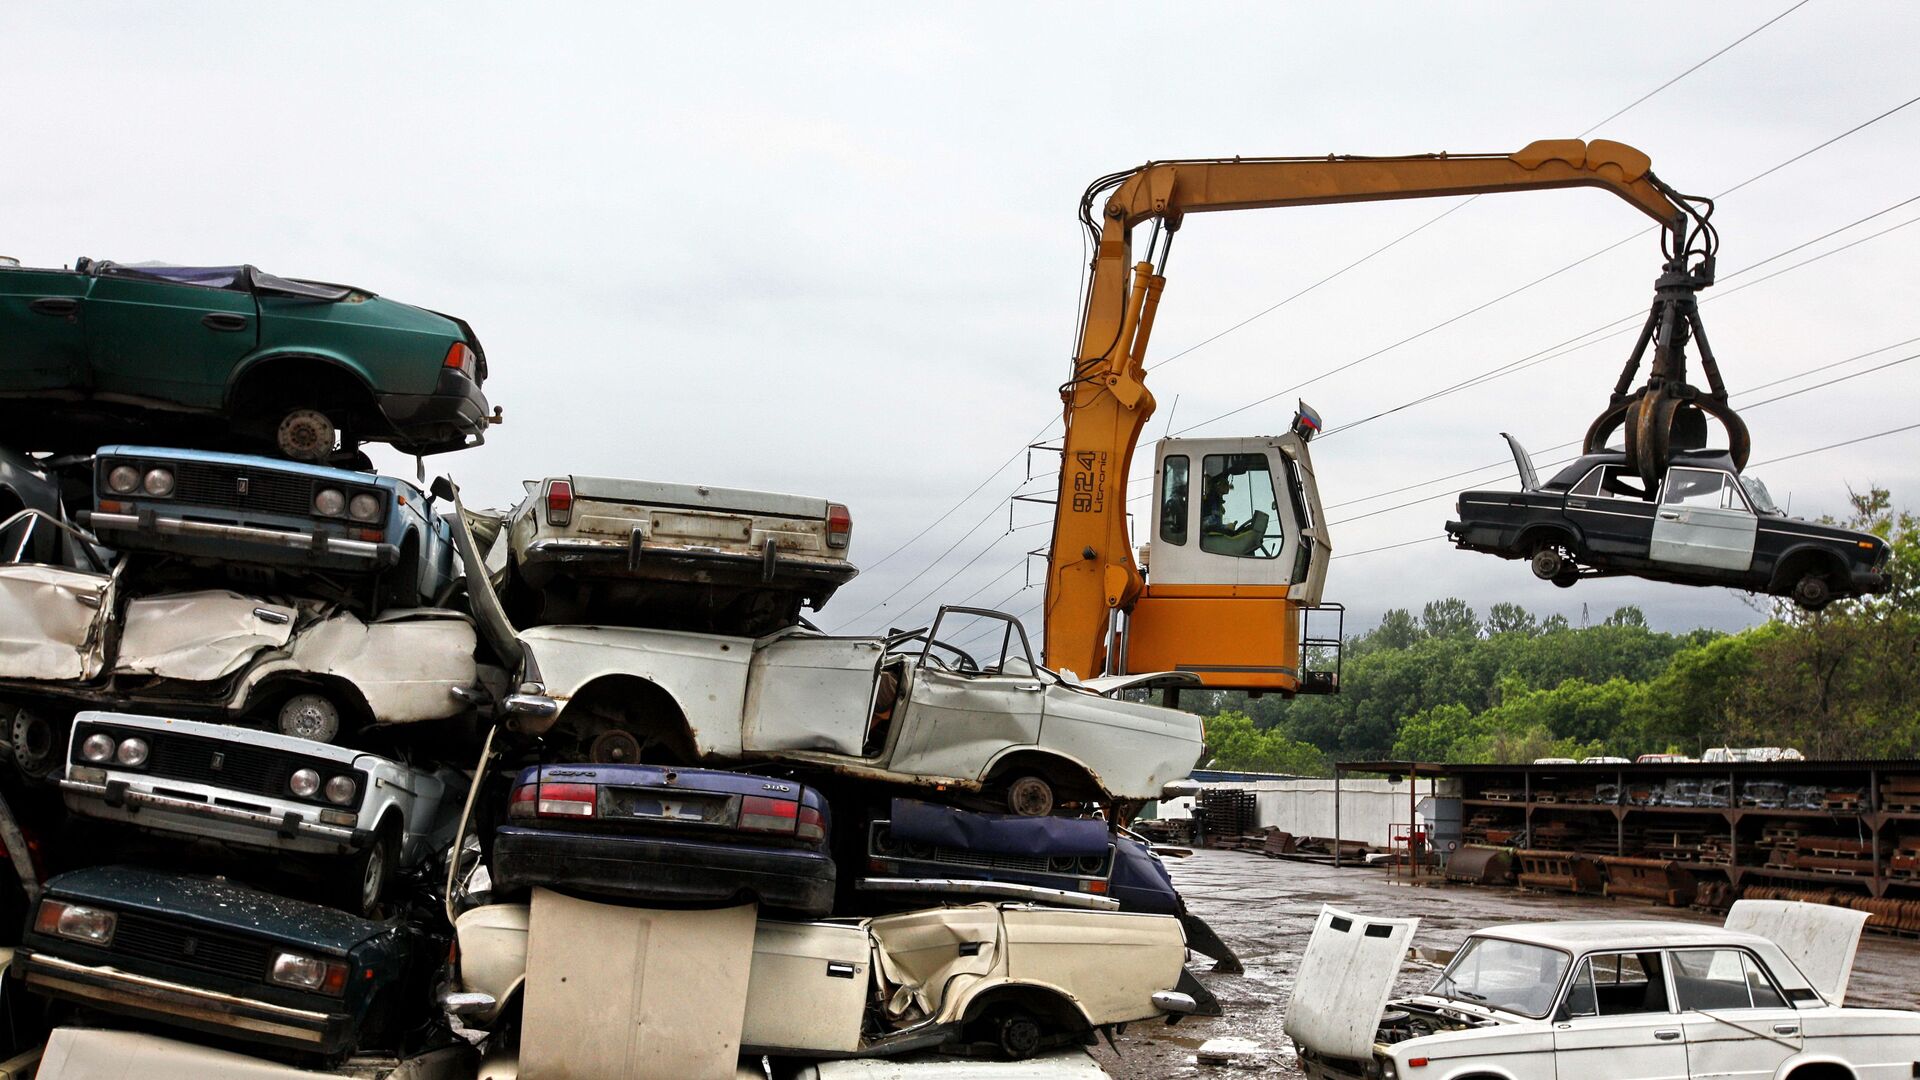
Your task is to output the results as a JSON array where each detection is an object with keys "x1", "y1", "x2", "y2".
[{"x1": 0, "y1": 257, "x2": 1227, "y2": 1077}]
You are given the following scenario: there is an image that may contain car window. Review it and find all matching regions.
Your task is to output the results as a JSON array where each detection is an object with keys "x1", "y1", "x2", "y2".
[
  {"x1": 1430, "y1": 936, "x2": 1571, "y2": 1018},
  {"x1": 1565, "y1": 952, "x2": 1669, "y2": 1018},
  {"x1": 1159, "y1": 455, "x2": 1189, "y2": 546},
  {"x1": 1738, "y1": 474, "x2": 1782, "y2": 515},
  {"x1": 1571, "y1": 464, "x2": 1652, "y2": 501},
  {"x1": 921, "y1": 608, "x2": 1039, "y2": 678},
  {"x1": 96, "y1": 262, "x2": 247, "y2": 290},
  {"x1": 1671, "y1": 949, "x2": 1785, "y2": 1011},
  {"x1": 1661, "y1": 468, "x2": 1730, "y2": 509},
  {"x1": 1199, "y1": 453, "x2": 1282, "y2": 560}
]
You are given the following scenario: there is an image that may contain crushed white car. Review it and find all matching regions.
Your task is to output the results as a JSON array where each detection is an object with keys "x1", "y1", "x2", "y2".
[{"x1": 1286, "y1": 900, "x2": 1920, "y2": 1080}]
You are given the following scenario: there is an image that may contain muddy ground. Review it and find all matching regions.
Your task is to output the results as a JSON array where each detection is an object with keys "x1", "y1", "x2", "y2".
[{"x1": 1088, "y1": 848, "x2": 1920, "y2": 1078}]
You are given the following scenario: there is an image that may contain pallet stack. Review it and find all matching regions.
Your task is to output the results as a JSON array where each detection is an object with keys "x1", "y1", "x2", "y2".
[
  {"x1": 1882, "y1": 775, "x2": 1920, "y2": 813},
  {"x1": 1198, "y1": 788, "x2": 1259, "y2": 844}
]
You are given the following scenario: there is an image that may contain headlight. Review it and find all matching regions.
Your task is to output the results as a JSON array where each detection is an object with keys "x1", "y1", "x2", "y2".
[
  {"x1": 81, "y1": 733, "x2": 115, "y2": 763},
  {"x1": 313, "y1": 488, "x2": 346, "y2": 517},
  {"x1": 347, "y1": 493, "x2": 381, "y2": 523},
  {"x1": 142, "y1": 468, "x2": 175, "y2": 497},
  {"x1": 115, "y1": 738, "x2": 149, "y2": 767},
  {"x1": 289, "y1": 768, "x2": 321, "y2": 797},
  {"x1": 107, "y1": 465, "x2": 140, "y2": 495},
  {"x1": 35, "y1": 900, "x2": 115, "y2": 945},
  {"x1": 269, "y1": 951, "x2": 348, "y2": 996},
  {"x1": 324, "y1": 775, "x2": 357, "y2": 805}
]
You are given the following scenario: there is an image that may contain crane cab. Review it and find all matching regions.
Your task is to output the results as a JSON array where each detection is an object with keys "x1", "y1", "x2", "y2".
[{"x1": 1115, "y1": 414, "x2": 1339, "y2": 694}]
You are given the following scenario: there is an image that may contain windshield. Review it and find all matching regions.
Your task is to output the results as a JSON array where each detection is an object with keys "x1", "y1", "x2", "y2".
[
  {"x1": 1738, "y1": 473, "x2": 1782, "y2": 515},
  {"x1": 1429, "y1": 936, "x2": 1571, "y2": 1018}
]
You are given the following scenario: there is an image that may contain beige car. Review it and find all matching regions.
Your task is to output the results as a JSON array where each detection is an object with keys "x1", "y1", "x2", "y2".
[
  {"x1": 505, "y1": 474, "x2": 856, "y2": 635},
  {"x1": 445, "y1": 899, "x2": 1196, "y2": 1062}
]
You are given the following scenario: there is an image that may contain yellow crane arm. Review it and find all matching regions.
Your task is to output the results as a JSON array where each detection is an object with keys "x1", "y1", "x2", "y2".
[{"x1": 1043, "y1": 139, "x2": 1687, "y2": 683}]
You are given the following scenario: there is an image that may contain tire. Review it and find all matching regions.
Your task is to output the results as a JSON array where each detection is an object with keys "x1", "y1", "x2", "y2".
[
  {"x1": 8, "y1": 707, "x2": 57, "y2": 776},
  {"x1": 1792, "y1": 572, "x2": 1833, "y2": 611},
  {"x1": 377, "y1": 535, "x2": 423, "y2": 612},
  {"x1": 1004, "y1": 775, "x2": 1055, "y2": 817},
  {"x1": 337, "y1": 825, "x2": 399, "y2": 917},
  {"x1": 1530, "y1": 546, "x2": 1566, "y2": 581},
  {"x1": 992, "y1": 1009, "x2": 1042, "y2": 1061},
  {"x1": 276, "y1": 408, "x2": 338, "y2": 462},
  {"x1": 277, "y1": 692, "x2": 344, "y2": 744},
  {"x1": 1552, "y1": 570, "x2": 1579, "y2": 589}
]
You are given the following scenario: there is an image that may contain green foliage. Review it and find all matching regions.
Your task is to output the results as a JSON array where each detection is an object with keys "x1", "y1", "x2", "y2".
[{"x1": 1192, "y1": 492, "x2": 1920, "y2": 773}]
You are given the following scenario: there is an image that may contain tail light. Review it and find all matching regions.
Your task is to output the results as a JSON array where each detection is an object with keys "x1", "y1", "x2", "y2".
[
  {"x1": 739, "y1": 795, "x2": 799, "y2": 834},
  {"x1": 444, "y1": 342, "x2": 478, "y2": 378},
  {"x1": 509, "y1": 781, "x2": 597, "y2": 818},
  {"x1": 826, "y1": 503, "x2": 852, "y2": 549},
  {"x1": 545, "y1": 479, "x2": 573, "y2": 527},
  {"x1": 796, "y1": 804, "x2": 826, "y2": 843}
]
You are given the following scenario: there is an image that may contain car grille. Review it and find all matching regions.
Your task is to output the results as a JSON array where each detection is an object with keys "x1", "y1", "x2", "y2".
[
  {"x1": 74, "y1": 723, "x2": 365, "y2": 810},
  {"x1": 109, "y1": 909, "x2": 275, "y2": 985},
  {"x1": 170, "y1": 461, "x2": 314, "y2": 518}
]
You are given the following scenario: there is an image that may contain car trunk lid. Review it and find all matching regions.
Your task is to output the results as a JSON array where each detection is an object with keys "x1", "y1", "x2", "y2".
[{"x1": 1724, "y1": 898, "x2": 1869, "y2": 1004}]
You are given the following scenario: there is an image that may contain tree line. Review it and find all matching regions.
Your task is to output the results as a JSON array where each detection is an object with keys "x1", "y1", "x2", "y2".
[{"x1": 1196, "y1": 489, "x2": 1919, "y2": 774}]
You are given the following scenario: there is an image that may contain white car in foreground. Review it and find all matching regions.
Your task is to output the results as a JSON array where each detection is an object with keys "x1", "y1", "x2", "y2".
[{"x1": 1287, "y1": 900, "x2": 1920, "y2": 1080}]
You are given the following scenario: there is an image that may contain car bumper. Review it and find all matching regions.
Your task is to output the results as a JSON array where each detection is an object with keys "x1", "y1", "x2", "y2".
[
  {"x1": 376, "y1": 368, "x2": 491, "y2": 454},
  {"x1": 492, "y1": 826, "x2": 836, "y2": 918},
  {"x1": 519, "y1": 538, "x2": 858, "y2": 587},
  {"x1": 59, "y1": 777, "x2": 369, "y2": 856},
  {"x1": 1443, "y1": 518, "x2": 1523, "y2": 556},
  {"x1": 83, "y1": 510, "x2": 396, "y2": 569},
  {"x1": 16, "y1": 950, "x2": 356, "y2": 1054}
]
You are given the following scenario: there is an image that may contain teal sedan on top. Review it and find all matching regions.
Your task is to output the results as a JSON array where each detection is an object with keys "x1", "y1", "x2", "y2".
[{"x1": 0, "y1": 259, "x2": 493, "y2": 461}]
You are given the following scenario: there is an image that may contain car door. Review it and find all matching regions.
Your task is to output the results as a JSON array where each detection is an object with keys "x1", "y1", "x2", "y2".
[
  {"x1": 1649, "y1": 468, "x2": 1758, "y2": 572},
  {"x1": 885, "y1": 609, "x2": 1044, "y2": 783},
  {"x1": 0, "y1": 267, "x2": 90, "y2": 394},
  {"x1": 1562, "y1": 463, "x2": 1660, "y2": 558},
  {"x1": 82, "y1": 265, "x2": 258, "y2": 406},
  {"x1": 1669, "y1": 948, "x2": 1803, "y2": 1080},
  {"x1": 1552, "y1": 952, "x2": 1689, "y2": 1080}
]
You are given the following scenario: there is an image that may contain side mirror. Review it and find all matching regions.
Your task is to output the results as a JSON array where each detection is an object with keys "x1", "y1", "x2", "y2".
[
  {"x1": 431, "y1": 476, "x2": 457, "y2": 503},
  {"x1": 439, "y1": 990, "x2": 497, "y2": 1019}
]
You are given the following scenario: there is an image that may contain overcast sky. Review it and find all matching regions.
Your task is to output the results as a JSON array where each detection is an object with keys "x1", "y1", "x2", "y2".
[{"x1": 5, "y1": 3, "x2": 1916, "y2": 645}]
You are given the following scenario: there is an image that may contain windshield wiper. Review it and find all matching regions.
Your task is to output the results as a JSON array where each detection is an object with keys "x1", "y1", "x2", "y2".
[{"x1": 1450, "y1": 989, "x2": 1488, "y2": 1001}]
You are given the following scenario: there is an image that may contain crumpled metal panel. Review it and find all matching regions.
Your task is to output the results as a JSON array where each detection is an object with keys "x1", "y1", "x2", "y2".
[
  {"x1": 114, "y1": 591, "x2": 296, "y2": 682},
  {"x1": 869, "y1": 903, "x2": 1002, "y2": 1024},
  {"x1": 0, "y1": 564, "x2": 110, "y2": 682},
  {"x1": 1001, "y1": 907, "x2": 1185, "y2": 1026},
  {"x1": 1283, "y1": 904, "x2": 1419, "y2": 1061},
  {"x1": 890, "y1": 798, "x2": 1110, "y2": 857},
  {"x1": 280, "y1": 609, "x2": 476, "y2": 723}
]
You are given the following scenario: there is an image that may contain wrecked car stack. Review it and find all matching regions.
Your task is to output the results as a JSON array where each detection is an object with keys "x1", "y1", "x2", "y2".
[{"x1": 0, "y1": 258, "x2": 1222, "y2": 1078}]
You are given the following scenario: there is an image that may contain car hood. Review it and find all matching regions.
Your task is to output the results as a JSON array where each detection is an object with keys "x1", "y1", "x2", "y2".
[
  {"x1": 1283, "y1": 904, "x2": 1419, "y2": 1060},
  {"x1": 45, "y1": 865, "x2": 395, "y2": 957}
]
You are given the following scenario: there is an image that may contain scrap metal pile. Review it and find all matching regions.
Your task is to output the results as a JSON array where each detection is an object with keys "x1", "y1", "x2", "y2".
[{"x1": 0, "y1": 258, "x2": 1229, "y2": 1077}]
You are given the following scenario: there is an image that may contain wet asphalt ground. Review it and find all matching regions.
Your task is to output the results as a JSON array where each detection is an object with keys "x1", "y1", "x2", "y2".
[{"x1": 1088, "y1": 848, "x2": 1920, "y2": 1078}]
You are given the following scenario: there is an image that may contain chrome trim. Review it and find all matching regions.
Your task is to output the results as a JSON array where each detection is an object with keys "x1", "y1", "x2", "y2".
[
  {"x1": 87, "y1": 511, "x2": 387, "y2": 560},
  {"x1": 22, "y1": 952, "x2": 332, "y2": 1044},
  {"x1": 58, "y1": 779, "x2": 358, "y2": 845},
  {"x1": 855, "y1": 877, "x2": 1120, "y2": 910}
]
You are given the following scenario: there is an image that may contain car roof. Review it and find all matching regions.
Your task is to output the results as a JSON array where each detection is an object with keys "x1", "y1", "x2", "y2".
[
  {"x1": 1543, "y1": 448, "x2": 1740, "y2": 489},
  {"x1": 1472, "y1": 919, "x2": 1776, "y2": 953}
]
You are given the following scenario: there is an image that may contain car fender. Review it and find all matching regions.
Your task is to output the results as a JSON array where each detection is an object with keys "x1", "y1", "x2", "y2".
[
  {"x1": 352, "y1": 752, "x2": 449, "y2": 867},
  {"x1": 235, "y1": 609, "x2": 477, "y2": 724},
  {"x1": 519, "y1": 625, "x2": 750, "y2": 759},
  {"x1": 945, "y1": 975, "x2": 1097, "y2": 1031},
  {"x1": 1517, "y1": 516, "x2": 1586, "y2": 552},
  {"x1": 1763, "y1": 541, "x2": 1850, "y2": 592},
  {"x1": 979, "y1": 744, "x2": 1103, "y2": 792},
  {"x1": 225, "y1": 348, "x2": 378, "y2": 408}
]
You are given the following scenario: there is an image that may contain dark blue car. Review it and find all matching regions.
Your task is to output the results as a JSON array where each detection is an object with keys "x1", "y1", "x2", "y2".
[{"x1": 492, "y1": 763, "x2": 835, "y2": 918}]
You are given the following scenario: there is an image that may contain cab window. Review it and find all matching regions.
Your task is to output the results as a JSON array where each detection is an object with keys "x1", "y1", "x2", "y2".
[
  {"x1": 1661, "y1": 468, "x2": 1731, "y2": 509},
  {"x1": 1564, "y1": 952, "x2": 1669, "y2": 1018},
  {"x1": 1199, "y1": 454, "x2": 1282, "y2": 559},
  {"x1": 1159, "y1": 456, "x2": 1189, "y2": 546},
  {"x1": 1571, "y1": 465, "x2": 1652, "y2": 501},
  {"x1": 1670, "y1": 949, "x2": 1787, "y2": 1011}
]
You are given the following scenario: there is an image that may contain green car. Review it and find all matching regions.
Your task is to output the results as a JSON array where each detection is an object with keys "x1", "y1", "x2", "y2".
[{"x1": 0, "y1": 259, "x2": 492, "y2": 461}]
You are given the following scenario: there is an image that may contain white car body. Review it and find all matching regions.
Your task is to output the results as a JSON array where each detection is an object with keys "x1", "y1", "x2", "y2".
[
  {"x1": 59, "y1": 711, "x2": 462, "y2": 867},
  {"x1": 452, "y1": 495, "x2": 1204, "y2": 805},
  {"x1": 0, "y1": 559, "x2": 484, "y2": 731},
  {"x1": 1289, "y1": 901, "x2": 1920, "y2": 1080}
]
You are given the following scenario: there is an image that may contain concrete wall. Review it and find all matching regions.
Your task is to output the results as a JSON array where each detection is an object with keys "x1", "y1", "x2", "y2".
[{"x1": 1189, "y1": 777, "x2": 1461, "y2": 848}]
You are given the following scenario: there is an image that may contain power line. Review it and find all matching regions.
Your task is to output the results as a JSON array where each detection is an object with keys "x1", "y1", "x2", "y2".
[{"x1": 1575, "y1": 0, "x2": 1814, "y2": 137}]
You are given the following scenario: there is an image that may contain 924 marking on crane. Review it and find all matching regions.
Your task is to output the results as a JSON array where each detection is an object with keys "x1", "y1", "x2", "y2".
[{"x1": 1071, "y1": 451, "x2": 1108, "y2": 514}]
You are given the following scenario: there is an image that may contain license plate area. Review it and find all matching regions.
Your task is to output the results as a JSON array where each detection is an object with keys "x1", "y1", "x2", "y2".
[{"x1": 605, "y1": 787, "x2": 735, "y2": 826}]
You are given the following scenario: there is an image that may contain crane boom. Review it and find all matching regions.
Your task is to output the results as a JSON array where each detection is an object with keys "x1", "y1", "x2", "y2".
[{"x1": 1043, "y1": 139, "x2": 1721, "y2": 689}]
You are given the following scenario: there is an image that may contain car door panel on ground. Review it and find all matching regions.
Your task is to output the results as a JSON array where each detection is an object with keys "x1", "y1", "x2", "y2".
[
  {"x1": 1650, "y1": 468, "x2": 1758, "y2": 572},
  {"x1": 83, "y1": 273, "x2": 257, "y2": 405},
  {"x1": 0, "y1": 269, "x2": 90, "y2": 394},
  {"x1": 1552, "y1": 951, "x2": 1689, "y2": 1080}
]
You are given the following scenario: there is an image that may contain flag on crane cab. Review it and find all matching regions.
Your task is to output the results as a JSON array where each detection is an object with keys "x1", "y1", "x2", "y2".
[{"x1": 1292, "y1": 401, "x2": 1323, "y2": 442}]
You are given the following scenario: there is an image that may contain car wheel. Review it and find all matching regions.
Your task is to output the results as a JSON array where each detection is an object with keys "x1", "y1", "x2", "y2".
[
  {"x1": 993, "y1": 1010, "x2": 1043, "y2": 1060},
  {"x1": 338, "y1": 826, "x2": 399, "y2": 917},
  {"x1": 1792, "y1": 573, "x2": 1833, "y2": 611},
  {"x1": 589, "y1": 729, "x2": 644, "y2": 764},
  {"x1": 7, "y1": 707, "x2": 56, "y2": 776},
  {"x1": 1530, "y1": 546, "x2": 1566, "y2": 581},
  {"x1": 276, "y1": 408, "x2": 338, "y2": 462},
  {"x1": 278, "y1": 693, "x2": 343, "y2": 743},
  {"x1": 1004, "y1": 775, "x2": 1055, "y2": 817},
  {"x1": 1552, "y1": 570, "x2": 1579, "y2": 589}
]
